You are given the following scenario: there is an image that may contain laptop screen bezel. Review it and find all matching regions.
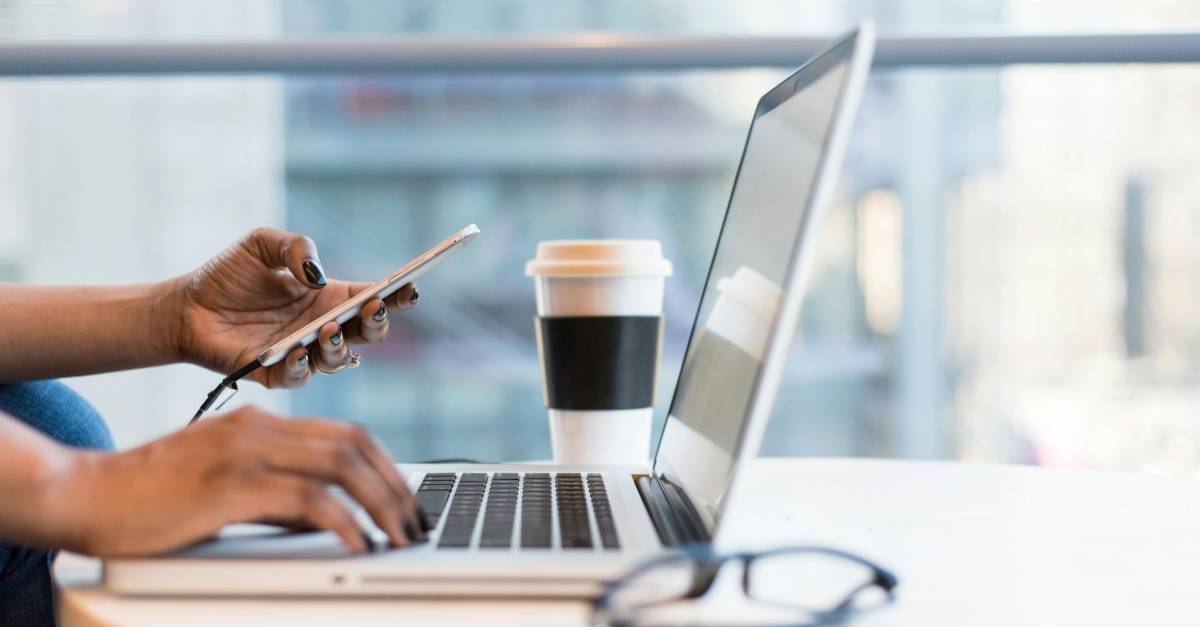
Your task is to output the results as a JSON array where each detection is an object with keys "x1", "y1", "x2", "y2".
[{"x1": 650, "y1": 24, "x2": 875, "y2": 535}]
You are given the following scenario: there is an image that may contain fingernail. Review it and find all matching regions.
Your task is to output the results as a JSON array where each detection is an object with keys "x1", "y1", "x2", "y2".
[
  {"x1": 410, "y1": 288, "x2": 420, "y2": 304},
  {"x1": 403, "y1": 518, "x2": 416, "y2": 540},
  {"x1": 297, "y1": 354, "x2": 309, "y2": 370},
  {"x1": 373, "y1": 303, "x2": 387, "y2": 322},
  {"x1": 302, "y1": 258, "x2": 327, "y2": 287},
  {"x1": 417, "y1": 506, "x2": 431, "y2": 533},
  {"x1": 330, "y1": 330, "x2": 343, "y2": 346}
]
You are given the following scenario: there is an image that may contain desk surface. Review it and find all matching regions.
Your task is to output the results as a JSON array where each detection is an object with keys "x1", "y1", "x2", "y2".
[{"x1": 56, "y1": 458, "x2": 1200, "y2": 626}]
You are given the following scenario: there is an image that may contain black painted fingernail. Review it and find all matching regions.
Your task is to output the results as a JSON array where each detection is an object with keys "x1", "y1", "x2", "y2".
[
  {"x1": 373, "y1": 303, "x2": 387, "y2": 322},
  {"x1": 296, "y1": 354, "x2": 309, "y2": 369},
  {"x1": 302, "y1": 258, "x2": 327, "y2": 287},
  {"x1": 330, "y1": 329, "x2": 343, "y2": 346},
  {"x1": 410, "y1": 288, "x2": 420, "y2": 304},
  {"x1": 403, "y1": 518, "x2": 416, "y2": 540}
]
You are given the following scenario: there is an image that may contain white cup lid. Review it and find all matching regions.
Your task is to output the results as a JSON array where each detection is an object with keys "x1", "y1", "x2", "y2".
[
  {"x1": 716, "y1": 266, "x2": 782, "y2": 322},
  {"x1": 525, "y1": 240, "x2": 673, "y2": 278}
]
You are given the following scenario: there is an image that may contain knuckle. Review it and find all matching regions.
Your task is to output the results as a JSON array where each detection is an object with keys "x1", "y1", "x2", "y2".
[
  {"x1": 331, "y1": 443, "x2": 358, "y2": 474},
  {"x1": 224, "y1": 407, "x2": 252, "y2": 426},
  {"x1": 346, "y1": 423, "x2": 371, "y2": 446},
  {"x1": 234, "y1": 405, "x2": 270, "y2": 425},
  {"x1": 381, "y1": 498, "x2": 403, "y2": 521},
  {"x1": 282, "y1": 233, "x2": 304, "y2": 256},
  {"x1": 247, "y1": 226, "x2": 273, "y2": 246},
  {"x1": 296, "y1": 484, "x2": 325, "y2": 514}
]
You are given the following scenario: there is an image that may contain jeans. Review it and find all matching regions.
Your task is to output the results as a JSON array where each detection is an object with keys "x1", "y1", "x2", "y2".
[{"x1": 0, "y1": 381, "x2": 112, "y2": 627}]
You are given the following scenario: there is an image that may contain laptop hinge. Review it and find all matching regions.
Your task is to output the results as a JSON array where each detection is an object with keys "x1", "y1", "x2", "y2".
[{"x1": 635, "y1": 476, "x2": 710, "y2": 547}]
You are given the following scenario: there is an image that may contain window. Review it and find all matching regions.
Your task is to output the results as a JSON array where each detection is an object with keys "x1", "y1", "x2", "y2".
[{"x1": 3, "y1": 0, "x2": 1200, "y2": 476}]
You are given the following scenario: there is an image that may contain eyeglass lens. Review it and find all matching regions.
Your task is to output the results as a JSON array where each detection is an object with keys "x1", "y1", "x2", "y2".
[
  {"x1": 605, "y1": 555, "x2": 701, "y2": 615},
  {"x1": 746, "y1": 551, "x2": 887, "y2": 611}
]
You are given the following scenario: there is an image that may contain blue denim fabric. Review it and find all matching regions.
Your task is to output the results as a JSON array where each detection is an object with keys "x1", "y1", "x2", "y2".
[{"x1": 0, "y1": 381, "x2": 112, "y2": 627}]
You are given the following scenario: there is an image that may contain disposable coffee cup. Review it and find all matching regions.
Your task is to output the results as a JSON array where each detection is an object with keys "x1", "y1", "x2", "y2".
[{"x1": 526, "y1": 240, "x2": 672, "y2": 465}]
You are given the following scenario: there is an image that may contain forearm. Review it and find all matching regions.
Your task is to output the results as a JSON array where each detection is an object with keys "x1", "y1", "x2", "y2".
[
  {"x1": 0, "y1": 413, "x2": 92, "y2": 551},
  {"x1": 0, "y1": 280, "x2": 183, "y2": 382}
]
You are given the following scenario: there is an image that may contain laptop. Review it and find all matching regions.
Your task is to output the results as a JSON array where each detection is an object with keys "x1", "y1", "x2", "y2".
[{"x1": 104, "y1": 22, "x2": 874, "y2": 598}]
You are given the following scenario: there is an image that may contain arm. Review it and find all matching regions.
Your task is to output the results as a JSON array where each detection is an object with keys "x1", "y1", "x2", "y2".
[
  {"x1": 0, "y1": 227, "x2": 419, "y2": 386},
  {"x1": 0, "y1": 281, "x2": 182, "y2": 383},
  {"x1": 0, "y1": 406, "x2": 426, "y2": 555}
]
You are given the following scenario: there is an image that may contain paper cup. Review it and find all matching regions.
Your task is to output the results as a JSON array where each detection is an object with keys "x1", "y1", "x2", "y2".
[{"x1": 526, "y1": 240, "x2": 672, "y2": 465}]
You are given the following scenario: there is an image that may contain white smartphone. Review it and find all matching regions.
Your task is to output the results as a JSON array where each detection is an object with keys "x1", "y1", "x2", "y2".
[{"x1": 256, "y1": 223, "x2": 481, "y2": 367}]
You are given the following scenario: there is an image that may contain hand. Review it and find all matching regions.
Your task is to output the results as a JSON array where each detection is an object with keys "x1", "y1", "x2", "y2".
[
  {"x1": 170, "y1": 228, "x2": 419, "y2": 388},
  {"x1": 54, "y1": 406, "x2": 425, "y2": 556}
]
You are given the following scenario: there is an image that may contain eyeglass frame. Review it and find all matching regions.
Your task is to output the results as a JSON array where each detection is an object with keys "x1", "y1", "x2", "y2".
[{"x1": 592, "y1": 544, "x2": 899, "y2": 627}]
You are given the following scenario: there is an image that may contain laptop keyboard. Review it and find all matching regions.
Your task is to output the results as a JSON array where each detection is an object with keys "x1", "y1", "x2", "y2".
[{"x1": 416, "y1": 472, "x2": 620, "y2": 550}]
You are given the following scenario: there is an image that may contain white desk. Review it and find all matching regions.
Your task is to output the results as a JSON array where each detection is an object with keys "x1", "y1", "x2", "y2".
[{"x1": 56, "y1": 458, "x2": 1200, "y2": 626}]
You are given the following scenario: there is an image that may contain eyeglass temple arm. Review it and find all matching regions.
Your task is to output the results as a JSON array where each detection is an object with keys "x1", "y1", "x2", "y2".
[{"x1": 188, "y1": 359, "x2": 263, "y2": 426}]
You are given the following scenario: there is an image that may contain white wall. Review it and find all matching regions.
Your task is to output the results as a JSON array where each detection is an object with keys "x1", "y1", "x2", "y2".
[{"x1": 0, "y1": 1, "x2": 286, "y2": 447}]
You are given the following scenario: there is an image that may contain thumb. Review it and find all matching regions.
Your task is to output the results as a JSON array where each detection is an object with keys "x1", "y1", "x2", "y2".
[{"x1": 246, "y1": 227, "x2": 327, "y2": 289}]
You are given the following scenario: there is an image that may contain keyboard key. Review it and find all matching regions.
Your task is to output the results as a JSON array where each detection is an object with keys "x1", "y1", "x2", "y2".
[
  {"x1": 429, "y1": 471, "x2": 621, "y2": 551},
  {"x1": 477, "y1": 475, "x2": 519, "y2": 549},
  {"x1": 438, "y1": 478, "x2": 486, "y2": 548},
  {"x1": 588, "y1": 476, "x2": 620, "y2": 550},
  {"x1": 416, "y1": 490, "x2": 450, "y2": 519},
  {"x1": 555, "y1": 474, "x2": 592, "y2": 549}
]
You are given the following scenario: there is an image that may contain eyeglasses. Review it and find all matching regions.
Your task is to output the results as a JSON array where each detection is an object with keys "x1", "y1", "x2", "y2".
[{"x1": 592, "y1": 545, "x2": 898, "y2": 627}]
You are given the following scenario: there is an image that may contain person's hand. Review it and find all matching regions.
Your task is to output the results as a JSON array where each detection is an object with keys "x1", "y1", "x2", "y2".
[
  {"x1": 53, "y1": 406, "x2": 425, "y2": 557},
  {"x1": 168, "y1": 228, "x2": 419, "y2": 387}
]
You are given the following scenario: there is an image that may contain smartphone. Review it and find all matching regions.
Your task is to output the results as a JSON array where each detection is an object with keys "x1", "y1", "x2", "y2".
[{"x1": 256, "y1": 223, "x2": 480, "y2": 367}]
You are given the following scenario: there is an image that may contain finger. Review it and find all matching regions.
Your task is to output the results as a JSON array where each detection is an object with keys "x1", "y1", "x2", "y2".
[
  {"x1": 356, "y1": 430, "x2": 428, "y2": 535},
  {"x1": 316, "y1": 321, "x2": 349, "y2": 371},
  {"x1": 275, "y1": 419, "x2": 423, "y2": 540},
  {"x1": 245, "y1": 227, "x2": 327, "y2": 289},
  {"x1": 262, "y1": 435, "x2": 410, "y2": 548},
  {"x1": 358, "y1": 299, "x2": 389, "y2": 344},
  {"x1": 347, "y1": 281, "x2": 419, "y2": 312},
  {"x1": 251, "y1": 474, "x2": 368, "y2": 554},
  {"x1": 389, "y1": 283, "x2": 419, "y2": 312},
  {"x1": 265, "y1": 347, "x2": 312, "y2": 389}
]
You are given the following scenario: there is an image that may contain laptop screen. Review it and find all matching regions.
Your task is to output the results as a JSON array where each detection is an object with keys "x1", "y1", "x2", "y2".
[{"x1": 652, "y1": 32, "x2": 865, "y2": 531}]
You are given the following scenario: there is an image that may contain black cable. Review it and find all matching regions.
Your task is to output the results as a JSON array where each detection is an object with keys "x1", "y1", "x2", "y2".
[{"x1": 188, "y1": 359, "x2": 263, "y2": 426}]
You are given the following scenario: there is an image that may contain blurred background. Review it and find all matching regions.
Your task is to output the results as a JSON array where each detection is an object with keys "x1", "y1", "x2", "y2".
[{"x1": 2, "y1": 1, "x2": 1199, "y2": 476}]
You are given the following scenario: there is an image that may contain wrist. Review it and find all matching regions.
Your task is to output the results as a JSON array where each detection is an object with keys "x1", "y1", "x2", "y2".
[
  {"x1": 33, "y1": 448, "x2": 105, "y2": 554},
  {"x1": 148, "y1": 276, "x2": 189, "y2": 365}
]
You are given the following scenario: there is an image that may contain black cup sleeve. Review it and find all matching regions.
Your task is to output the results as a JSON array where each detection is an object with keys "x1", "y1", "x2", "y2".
[{"x1": 536, "y1": 315, "x2": 662, "y2": 411}]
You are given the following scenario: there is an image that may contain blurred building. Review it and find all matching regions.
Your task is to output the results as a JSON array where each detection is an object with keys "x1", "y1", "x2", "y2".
[{"x1": 280, "y1": 0, "x2": 1002, "y2": 463}]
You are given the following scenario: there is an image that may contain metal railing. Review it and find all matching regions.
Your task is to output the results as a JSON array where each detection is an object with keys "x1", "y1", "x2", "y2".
[{"x1": 0, "y1": 32, "x2": 1198, "y2": 76}]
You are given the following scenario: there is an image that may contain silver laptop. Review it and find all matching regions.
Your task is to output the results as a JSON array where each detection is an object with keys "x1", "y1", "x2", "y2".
[{"x1": 105, "y1": 23, "x2": 874, "y2": 598}]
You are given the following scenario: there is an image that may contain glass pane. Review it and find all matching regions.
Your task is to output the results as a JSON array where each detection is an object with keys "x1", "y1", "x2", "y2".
[
  {"x1": 2, "y1": 1, "x2": 1200, "y2": 481},
  {"x1": 4, "y1": 1, "x2": 1196, "y2": 42},
  {"x1": 283, "y1": 71, "x2": 756, "y2": 461}
]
